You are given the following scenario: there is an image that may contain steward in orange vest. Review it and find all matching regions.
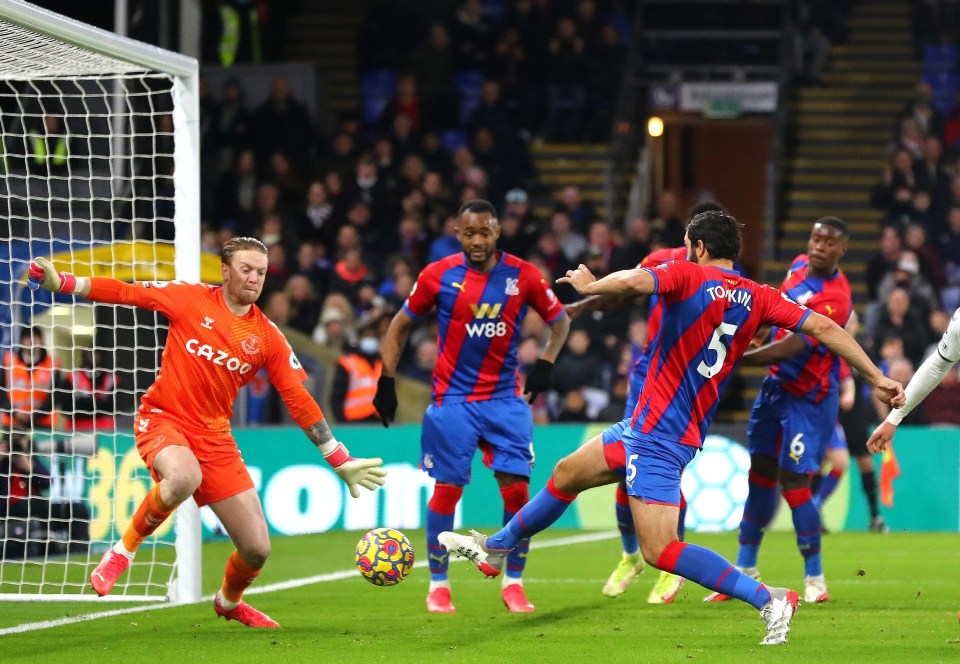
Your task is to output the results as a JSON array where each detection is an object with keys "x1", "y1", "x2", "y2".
[
  {"x1": 57, "y1": 349, "x2": 118, "y2": 432},
  {"x1": 331, "y1": 326, "x2": 383, "y2": 423},
  {"x1": 1, "y1": 328, "x2": 61, "y2": 431}
]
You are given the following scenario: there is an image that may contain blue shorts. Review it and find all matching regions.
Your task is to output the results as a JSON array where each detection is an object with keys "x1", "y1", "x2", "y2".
[
  {"x1": 747, "y1": 379, "x2": 839, "y2": 475},
  {"x1": 827, "y1": 423, "x2": 846, "y2": 451},
  {"x1": 420, "y1": 397, "x2": 534, "y2": 485},
  {"x1": 621, "y1": 429, "x2": 697, "y2": 506},
  {"x1": 600, "y1": 417, "x2": 630, "y2": 478}
]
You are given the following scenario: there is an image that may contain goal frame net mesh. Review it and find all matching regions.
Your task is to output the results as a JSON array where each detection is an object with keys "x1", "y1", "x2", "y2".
[{"x1": 0, "y1": 0, "x2": 200, "y2": 603}]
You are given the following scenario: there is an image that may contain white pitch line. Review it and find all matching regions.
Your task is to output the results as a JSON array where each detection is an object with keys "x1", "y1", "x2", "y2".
[{"x1": 0, "y1": 530, "x2": 618, "y2": 636}]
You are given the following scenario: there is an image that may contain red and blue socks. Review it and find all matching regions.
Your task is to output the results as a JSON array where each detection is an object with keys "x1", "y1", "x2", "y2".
[
  {"x1": 783, "y1": 486, "x2": 822, "y2": 577},
  {"x1": 813, "y1": 468, "x2": 843, "y2": 509},
  {"x1": 427, "y1": 483, "x2": 463, "y2": 582},
  {"x1": 614, "y1": 483, "x2": 640, "y2": 554},
  {"x1": 735, "y1": 470, "x2": 779, "y2": 568},
  {"x1": 658, "y1": 540, "x2": 772, "y2": 610},
  {"x1": 499, "y1": 482, "x2": 531, "y2": 580},
  {"x1": 487, "y1": 478, "x2": 577, "y2": 551}
]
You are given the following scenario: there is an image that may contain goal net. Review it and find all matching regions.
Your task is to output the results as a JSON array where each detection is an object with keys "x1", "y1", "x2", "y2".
[{"x1": 0, "y1": 0, "x2": 200, "y2": 602}]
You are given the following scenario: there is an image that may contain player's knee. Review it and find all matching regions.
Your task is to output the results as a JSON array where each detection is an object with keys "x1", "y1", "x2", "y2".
[
  {"x1": 640, "y1": 536, "x2": 673, "y2": 568},
  {"x1": 552, "y1": 455, "x2": 581, "y2": 493},
  {"x1": 750, "y1": 453, "x2": 778, "y2": 479},
  {"x1": 163, "y1": 468, "x2": 202, "y2": 503},
  {"x1": 237, "y1": 542, "x2": 270, "y2": 569},
  {"x1": 778, "y1": 470, "x2": 809, "y2": 492}
]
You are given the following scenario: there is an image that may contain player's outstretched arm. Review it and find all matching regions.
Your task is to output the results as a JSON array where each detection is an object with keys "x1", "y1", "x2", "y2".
[
  {"x1": 305, "y1": 419, "x2": 386, "y2": 498},
  {"x1": 374, "y1": 310, "x2": 415, "y2": 427},
  {"x1": 798, "y1": 312, "x2": 905, "y2": 407},
  {"x1": 557, "y1": 264, "x2": 656, "y2": 297},
  {"x1": 28, "y1": 257, "x2": 92, "y2": 297},
  {"x1": 740, "y1": 331, "x2": 808, "y2": 366}
]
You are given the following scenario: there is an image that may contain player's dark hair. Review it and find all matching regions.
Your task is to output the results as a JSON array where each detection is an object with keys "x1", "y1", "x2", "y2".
[
  {"x1": 19, "y1": 326, "x2": 43, "y2": 342},
  {"x1": 688, "y1": 200, "x2": 727, "y2": 219},
  {"x1": 457, "y1": 199, "x2": 498, "y2": 221},
  {"x1": 814, "y1": 216, "x2": 849, "y2": 238},
  {"x1": 221, "y1": 236, "x2": 269, "y2": 264},
  {"x1": 686, "y1": 210, "x2": 742, "y2": 261}
]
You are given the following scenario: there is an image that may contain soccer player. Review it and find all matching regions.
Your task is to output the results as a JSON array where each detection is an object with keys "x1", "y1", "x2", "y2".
[
  {"x1": 441, "y1": 210, "x2": 904, "y2": 645},
  {"x1": 27, "y1": 238, "x2": 386, "y2": 628},
  {"x1": 867, "y1": 307, "x2": 960, "y2": 452},
  {"x1": 568, "y1": 243, "x2": 689, "y2": 603},
  {"x1": 373, "y1": 199, "x2": 570, "y2": 614},
  {"x1": 711, "y1": 217, "x2": 852, "y2": 605}
]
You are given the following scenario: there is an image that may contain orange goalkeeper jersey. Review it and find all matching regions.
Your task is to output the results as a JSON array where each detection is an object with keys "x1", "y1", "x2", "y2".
[{"x1": 86, "y1": 278, "x2": 322, "y2": 433}]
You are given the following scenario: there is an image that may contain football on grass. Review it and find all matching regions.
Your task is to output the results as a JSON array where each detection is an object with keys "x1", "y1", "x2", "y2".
[{"x1": 355, "y1": 527, "x2": 415, "y2": 586}]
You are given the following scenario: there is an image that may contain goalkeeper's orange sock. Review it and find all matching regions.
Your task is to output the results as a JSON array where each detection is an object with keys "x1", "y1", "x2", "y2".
[
  {"x1": 116, "y1": 484, "x2": 174, "y2": 558},
  {"x1": 219, "y1": 550, "x2": 263, "y2": 609}
]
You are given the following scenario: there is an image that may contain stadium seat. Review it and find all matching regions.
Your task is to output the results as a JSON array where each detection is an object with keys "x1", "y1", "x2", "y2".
[
  {"x1": 482, "y1": 0, "x2": 509, "y2": 23},
  {"x1": 360, "y1": 69, "x2": 399, "y2": 124},
  {"x1": 924, "y1": 70, "x2": 960, "y2": 114},
  {"x1": 440, "y1": 129, "x2": 468, "y2": 154},
  {"x1": 604, "y1": 13, "x2": 632, "y2": 43},
  {"x1": 922, "y1": 44, "x2": 958, "y2": 76},
  {"x1": 454, "y1": 70, "x2": 486, "y2": 125}
]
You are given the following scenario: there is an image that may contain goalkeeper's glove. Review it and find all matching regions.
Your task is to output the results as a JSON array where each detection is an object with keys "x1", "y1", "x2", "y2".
[
  {"x1": 372, "y1": 376, "x2": 398, "y2": 428},
  {"x1": 28, "y1": 257, "x2": 78, "y2": 294},
  {"x1": 321, "y1": 440, "x2": 387, "y2": 498},
  {"x1": 523, "y1": 359, "x2": 554, "y2": 403}
]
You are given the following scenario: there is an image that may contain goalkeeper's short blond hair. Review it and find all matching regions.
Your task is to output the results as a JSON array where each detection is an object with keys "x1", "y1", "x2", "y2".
[{"x1": 221, "y1": 236, "x2": 268, "y2": 265}]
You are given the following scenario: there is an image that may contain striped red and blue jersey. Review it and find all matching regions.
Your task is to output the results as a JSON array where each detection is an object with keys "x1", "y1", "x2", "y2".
[
  {"x1": 404, "y1": 252, "x2": 565, "y2": 405},
  {"x1": 631, "y1": 260, "x2": 812, "y2": 447},
  {"x1": 625, "y1": 247, "x2": 687, "y2": 414},
  {"x1": 768, "y1": 254, "x2": 851, "y2": 403}
]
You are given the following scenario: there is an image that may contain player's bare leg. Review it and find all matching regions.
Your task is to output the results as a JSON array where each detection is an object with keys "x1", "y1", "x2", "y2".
[
  {"x1": 91, "y1": 445, "x2": 199, "y2": 596},
  {"x1": 630, "y1": 496, "x2": 798, "y2": 645},
  {"x1": 209, "y1": 488, "x2": 279, "y2": 628}
]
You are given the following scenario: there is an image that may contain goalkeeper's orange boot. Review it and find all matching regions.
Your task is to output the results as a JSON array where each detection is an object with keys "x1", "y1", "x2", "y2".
[
  {"x1": 502, "y1": 583, "x2": 535, "y2": 613},
  {"x1": 214, "y1": 593, "x2": 280, "y2": 628},
  {"x1": 90, "y1": 549, "x2": 130, "y2": 596}
]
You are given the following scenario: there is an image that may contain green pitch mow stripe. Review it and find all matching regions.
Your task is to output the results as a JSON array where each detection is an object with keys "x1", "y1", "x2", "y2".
[{"x1": 0, "y1": 531, "x2": 618, "y2": 636}]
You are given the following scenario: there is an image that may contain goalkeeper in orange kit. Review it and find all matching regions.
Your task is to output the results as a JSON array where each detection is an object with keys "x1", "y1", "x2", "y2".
[{"x1": 29, "y1": 237, "x2": 386, "y2": 628}]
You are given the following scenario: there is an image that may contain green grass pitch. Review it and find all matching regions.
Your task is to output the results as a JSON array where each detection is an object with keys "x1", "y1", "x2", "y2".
[{"x1": 0, "y1": 530, "x2": 958, "y2": 663}]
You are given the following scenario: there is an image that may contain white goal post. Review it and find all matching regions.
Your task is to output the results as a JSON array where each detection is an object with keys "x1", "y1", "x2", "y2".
[{"x1": 0, "y1": 0, "x2": 200, "y2": 603}]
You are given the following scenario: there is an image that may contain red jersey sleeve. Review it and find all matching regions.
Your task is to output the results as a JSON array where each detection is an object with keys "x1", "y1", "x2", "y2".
[
  {"x1": 642, "y1": 260, "x2": 701, "y2": 301},
  {"x1": 86, "y1": 278, "x2": 208, "y2": 320},
  {"x1": 796, "y1": 290, "x2": 851, "y2": 351},
  {"x1": 522, "y1": 263, "x2": 565, "y2": 324},
  {"x1": 839, "y1": 357, "x2": 852, "y2": 381},
  {"x1": 402, "y1": 264, "x2": 441, "y2": 319},
  {"x1": 756, "y1": 284, "x2": 812, "y2": 332}
]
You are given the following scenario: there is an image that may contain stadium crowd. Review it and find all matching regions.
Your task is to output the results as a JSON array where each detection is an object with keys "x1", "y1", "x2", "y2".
[{"x1": 194, "y1": 0, "x2": 674, "y2": 425}]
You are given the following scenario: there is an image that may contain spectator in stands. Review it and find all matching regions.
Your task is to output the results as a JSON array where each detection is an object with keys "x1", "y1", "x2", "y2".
[
  {"x1": 875, "y1": 250, "x2": 940, "y2": 323},
  {"x1": 892, "y1": 116, "x2": 925, "y2": 160},
  {"x1": 610, "y1": 216, "x2": 653, "y2": 271},
  {"x1": 418, "y1": 132, "x2": 454, "y2": 181},
  {"x1": 397, "y1": 215, "x2": 429, "y2": 267},
  {"x1": 903, "y1": 222, "x2": 946, "y2": 292},
  {"x1": 866, "y1": 225, "x2": 902, "y2": 300},
  {"x1": 380, "y1": 74, "x2": 422, "y2": 135},
  {"x1": 0, "y1": 327, "x2": 61, "y2": 434},
  {"x1": 471, "y1": 127, "x2": 510, "y2": 204},
  {"x1": 345, "y1": 155, "x2": 393, "y2": 223},
  {"x1": 922, "y1": 365, "x2": 960, "y2": 424},
  {"x1": 552, "y1": 328, "x2": 604, "y2": 395},
  {"x1": 870, "y1": 287, "x2": 934, "y2": 367},
  {"x1": 292, "y1": 241, "x2": 331, "y2": 301},
  {"x1": 542, "y1": 17, "x2": 589, "y2": 142},
  {"x1": 871, "y1": 147, "x2": 917, "y2": 219},
  {"x1": 556, "y1": 389, "x2": 590, "y2": 422},
  {"x1": 451, "y1": 0, "x2": 495, "y2": 70},
  {"x1": 283, "y1": 275, "x2": 322, "y2": 336},
  {"x1": 344, "y1": 200, "x2": 387, "y2": 267},
  {"x1": 550, "y1": 210, "x2": 588, "y2": 263},
  {"x1": 330, "y1": 317, "x2": 383, "y2": 424},
  {"x1": 215, "y1": 149, "x2": 258, "y2": 231},
  {"x1": 585, "y1": 21, "x2": 625, "y2": 140},
  {"x1": 299, "y1": 180, "x2": 338, "y2": 246},
  {"x1": 312, "y1": 294, "x2": 355, "y2": 352},
  {"x1": 793, "y1": 11, "x2": 831, "y2": 85},
  {"x1": 243, "y1": 182, "x2": 288, "y2": 238},
  {"x1": 24, "y1": 113, "x2": 71, "y2": 175},
  {"x1": 59, "y1": 349, "x2": 117, "y2": 434},
  {"x1": 268, "y1": 151, "x2": 306, "y2": 204},
  {"x1": 586, "y1": 220, "x2": 617, "y2": 263},
  {"x1": 0, "y1": 432, "x2": 51, "y2": 559},
  {"x1": 251, "y1": 76, "x2": 314, "y2": 176},
  {"x1": 901, "y1": 81, "x2": 943, "y2": 140},
  {"x1": 319, "y1": 131, "x2": 358, "y2": 182},
  {"x1": 409, "y1": 23, "x2": 459, "y2": 130},
  {"x1": 213, "y1": 79, "x2": 251, "y2": 175},
  {"x1": 262, "y1": 240, "x2": 290, "y2": 298},
  {"x1": 914, "y1": 136, "x2": 951, "y2": 205},
  {"x1": 491, "y1": 26, "x2": 537, "y2": 134},
  {"x1": 940, "y1": 207, "x2": 960, "y2": 309},
  {"x1": 329, "y1": 248, "x2": 371, "y2": 305},
  {"x1": 262, "y1": 291, "x2": 293, "y2": 326},
  {"x1": 428, "y1": 214, "x2": 461, "y2": 262},
  {"x1": 555, "y1": 185, "x2": 596, "y2": 234},
  {"x1": 400, "y1": 338, "x2": 438, "y2": 384},
  {"x1": 650, "y1": 190, "x2": 686, "y2": 248},
  {"x1": 498, "y1": 211, "x2": 536, "y2": 259}
]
